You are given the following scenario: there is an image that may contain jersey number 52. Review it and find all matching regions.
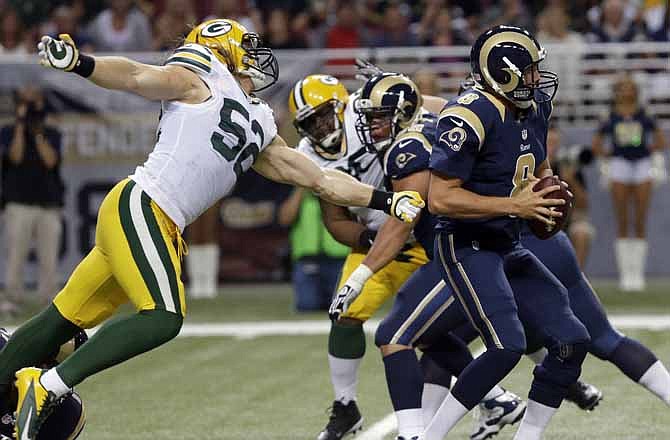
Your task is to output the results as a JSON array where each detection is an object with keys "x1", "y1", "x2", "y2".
[{"x1": 211, "y1": 98, "x2": 264, "y2": 178}]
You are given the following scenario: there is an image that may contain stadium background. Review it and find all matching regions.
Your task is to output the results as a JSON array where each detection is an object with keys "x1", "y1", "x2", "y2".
[{"x1": 0, "y1": 0, "x2": 668, "y2": 439}]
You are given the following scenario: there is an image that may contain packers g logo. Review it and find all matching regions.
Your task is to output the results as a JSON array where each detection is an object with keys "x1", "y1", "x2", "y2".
[
  {"x1": 320, "y1": 75, "x2": 339, "y2": 85},
  {"x1": 202, "y1": 20, "x2": 233, "y2": 37},
  {"x1": 439, "y1": 126, "x2": 467, "y2": 152},
  {"x1": 457, "y1": 93, "x2": 479, "y2": 105}
]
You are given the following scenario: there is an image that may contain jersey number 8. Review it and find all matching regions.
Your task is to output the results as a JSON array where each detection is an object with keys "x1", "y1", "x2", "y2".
[{"x1": 211, "y1": 98, "x2": 265, "y2": 178}]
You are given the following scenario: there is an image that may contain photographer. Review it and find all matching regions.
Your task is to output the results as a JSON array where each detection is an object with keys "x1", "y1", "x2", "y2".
[
  {"x1": 548, "y1": 126, "x2": 595, "y2": 268},
  {"x1": 0, "y1": 85, "x2": 64, "y2": 308}
]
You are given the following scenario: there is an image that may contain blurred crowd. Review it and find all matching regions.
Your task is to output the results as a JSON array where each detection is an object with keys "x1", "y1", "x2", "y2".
[{"x1": 0, "y1": 0, "x2": 667, "y2": 55}]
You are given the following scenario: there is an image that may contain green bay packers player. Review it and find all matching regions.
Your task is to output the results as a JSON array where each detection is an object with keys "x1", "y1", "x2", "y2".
[
  {"x1": 289, "y1": 74, "x2": 442, "y2": 440},
  {"x1": 0, "y1": 19, "x2": 424, "y2": 439}
]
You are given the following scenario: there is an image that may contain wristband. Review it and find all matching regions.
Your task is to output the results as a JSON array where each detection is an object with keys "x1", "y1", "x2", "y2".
[
  {"x1": 72, "y1": 54, "x2": 95, "y2": 78},
  {"x1": 357, "y1": 229, "x2": 377, "y2": 248},
  {"x1": 348, "y1": 264, "x2": 374, "y2": 289},
  {"x1": 368, "y1": 189, "x2": 394, "y2": 215}
]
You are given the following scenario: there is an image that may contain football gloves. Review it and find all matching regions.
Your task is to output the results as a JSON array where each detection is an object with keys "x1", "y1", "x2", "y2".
[
  {"x1": 37, "y1": 34, "x2": 80, "y2": 71},
  {"x1": 391, "y1": 190, "x2": 424, "y2": 223},
  {"x1": 354, "y1": 58, "x2": 385, "y2": 82},
  {"x1": 328, "y1": 265, "x2": 373, "y2": 321}
]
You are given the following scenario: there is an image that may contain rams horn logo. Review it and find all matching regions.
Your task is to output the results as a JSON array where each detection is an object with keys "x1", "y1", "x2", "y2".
[
  {"x1": 439, "y1": 126, "x2": 468, "y2": 152},
  {"x1": 201, "y1": 20, "x2": 233, "y2": 37}
]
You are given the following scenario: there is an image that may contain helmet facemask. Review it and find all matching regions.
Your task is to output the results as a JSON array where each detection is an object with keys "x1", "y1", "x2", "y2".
[
  {"x1": 354, "y1": 93, "x2": 410, "y2": 153},
  {"x1": 294, "y1": 100, "x2": 344, "y2": 159},
  {"x1": 238, "y1": 33, "x2": 279, "y2": 92}
]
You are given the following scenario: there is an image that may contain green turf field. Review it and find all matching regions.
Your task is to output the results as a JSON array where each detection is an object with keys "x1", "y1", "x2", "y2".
[{"x1": 10, "y1": 281, "x2": 670, "y2": 439}]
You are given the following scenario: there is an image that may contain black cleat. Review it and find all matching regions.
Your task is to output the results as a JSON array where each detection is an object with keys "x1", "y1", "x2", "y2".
[
  {"x1": 317, "y1": 400, "x2": 364, "y2": 440},
  {"x1": 565, "y1": 380, "x2": 603, "y2": 411}
]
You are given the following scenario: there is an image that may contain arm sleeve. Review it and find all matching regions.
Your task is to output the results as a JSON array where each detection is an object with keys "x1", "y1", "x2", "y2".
[{"x1": 429, "y1": 109, "x2": 482, "y2": 181}]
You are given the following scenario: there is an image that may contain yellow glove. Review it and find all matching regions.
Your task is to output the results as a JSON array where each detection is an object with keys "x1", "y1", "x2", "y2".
[
  {"x1": 390, "y1": 190, "x2": 425, "y2": 223},
  {"x1": 37, "y1": 33, "x2": 80, "y2": 71}
]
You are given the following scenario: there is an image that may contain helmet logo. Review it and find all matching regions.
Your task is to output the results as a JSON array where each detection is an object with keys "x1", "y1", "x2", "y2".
[
  {"x1": 319, "y1": 75, "x2": 339, "y2": 86},
  {"x1": 202, "y1": 20, "x2": 233, "y2": 37},
  {"x1": 439, "y1": 126, "x2": 468, "y2": 152}
]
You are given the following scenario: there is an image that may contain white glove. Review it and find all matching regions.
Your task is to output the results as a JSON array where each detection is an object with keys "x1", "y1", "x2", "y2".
[
  {"x1": 37, "y1": 33, "x2": 79, "y2": 71},
  {"x1": 391, "y1": 190, "x2": 424, "y2": 223},
  {"x1": 354, "y1": 58, "x2": 385, "y2": 82},
  {"x1": 329, "y1": 265, "x2": 374, "y2": 321}
]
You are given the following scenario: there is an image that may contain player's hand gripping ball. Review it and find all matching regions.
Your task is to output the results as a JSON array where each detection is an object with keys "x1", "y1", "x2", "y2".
[{"x1": 528, "y1": 175, "x2": 573, "y2": 239}]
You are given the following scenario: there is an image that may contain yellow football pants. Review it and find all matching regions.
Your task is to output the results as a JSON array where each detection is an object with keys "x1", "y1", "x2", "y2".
[
  {"x1": 339, "y1": 243, "x2": 428, "y2": 321},
  {"x1": 54, "y1": 179, "x2": 186, "y2": 328}
]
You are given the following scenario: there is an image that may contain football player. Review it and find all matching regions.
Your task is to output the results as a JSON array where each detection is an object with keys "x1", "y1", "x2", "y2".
[
  {"x1": 0, "y1": 328, "x2": 87, "y2": 440},
  {"x1": 425, "y1": 25, "x2": 593, "y2": 440},
  {"x1": 2, "y1": 19, "x2": 425, "y2": 439},
  {"x1": 332, "y1": 72, "x2": 527, "y2": 440},
  {"x1": 289, "y1": 73, "x2": 445, "y2": 440}
]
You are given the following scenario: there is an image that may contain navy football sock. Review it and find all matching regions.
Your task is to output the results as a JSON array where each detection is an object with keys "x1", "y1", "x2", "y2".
[
  {"x1": 450, "y1": 348, "x2": 521, "y2": 410},
  {"x1": 609, "y1": 337, "x2": 658, "y2": 382},
  {"x1": 383, "y1": 349, "x2": 423, "y2": 411}
]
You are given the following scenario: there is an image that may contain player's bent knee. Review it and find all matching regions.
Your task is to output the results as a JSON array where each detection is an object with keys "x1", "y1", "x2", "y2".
[
  {"x1": 140, "y1": 309, "x2": 183, "y2": 342},
  {"x1": 589, "y1": 329, "x2": 623, "y2": 360}
]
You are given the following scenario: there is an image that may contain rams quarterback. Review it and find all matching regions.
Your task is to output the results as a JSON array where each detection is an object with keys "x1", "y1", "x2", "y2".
[
  {"x1": 289, "y1": 72, "x2": 443, "y2": 440},
  {"x1": 0, "y1": 18, "x2": 424, "y2": 439}
]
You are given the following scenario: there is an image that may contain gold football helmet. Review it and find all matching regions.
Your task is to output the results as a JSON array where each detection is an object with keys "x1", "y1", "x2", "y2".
[
  {"x1": 288, "y1": 74, "x2": 349, "y2": 160},
  {"x1": 185, "y1": 18, "x2": 279, "y2": 91}
]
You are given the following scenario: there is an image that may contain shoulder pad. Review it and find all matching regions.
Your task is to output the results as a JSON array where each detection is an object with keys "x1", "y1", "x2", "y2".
[
  {"x1": 438, "y1": 89, "x2": 506, "y2": 148},
  {"x1": 384, "y1": 133, "x2": 431, "y2": 179},
  {"x1": 165, "y1": 43, "x2": 213, "y2": 75}
]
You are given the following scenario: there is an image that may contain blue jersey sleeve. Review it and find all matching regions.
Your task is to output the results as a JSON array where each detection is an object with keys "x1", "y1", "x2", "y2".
[
  {"x1": 384, "y1": 134, "x2": 431, "y2": 179},
  {"x1": 430, "y1": 105, "x2": 485, "y2": 181}
]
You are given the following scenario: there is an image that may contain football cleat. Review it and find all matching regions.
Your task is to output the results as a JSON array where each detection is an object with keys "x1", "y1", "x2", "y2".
[
  {"x1": 317, "y1": 400, "x2": 363, "y2": 440},
  {"x1": 470, "y1": 390, "x2": 526, "y2": 440},
  {"x1": 565, "y1": 380, "x2": 603, "y2": 411},
  {"x1": 14, "y1": 368, "x2": 60, "y2": 440}
]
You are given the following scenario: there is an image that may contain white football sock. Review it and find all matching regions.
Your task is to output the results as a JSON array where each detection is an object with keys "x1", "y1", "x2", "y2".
[
  {"x1": 424, "y1": 392, "x2": 468, "y2": 440},
  {"x1": 396, "y1": 408, "x2": 423, "y2": 440},
  {"x1": 527, "y1": 348, "x2": 548, "y2": 365},
  {"x1": 200, "y1": 244, "x2": 220, "y2": 298},
  {"x1": 328, "y1": 354, "x2": 361, "y2": 404},
  {"x1": 482, "y1": 384, "x2": 506, "y2": 401},
  {"x1": 422, "y1": 383, "x2": 449, "y2": 426},
  {"x1": 639, "y1": 360, "x2": 670, "y2": 406},
  {"x1": 187, "y1": 245, "x2": 206, "y2": 298},
  {"x1": 40, "y1": 368, "x2": 71, "y2": 398},
  {"x1": 513, "y1": 399, "x2": 557, "y2": 440}
]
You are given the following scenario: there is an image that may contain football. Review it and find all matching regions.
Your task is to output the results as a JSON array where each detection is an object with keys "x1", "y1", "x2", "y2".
[{"x1": 528, "y1": 175, "x2": 573, "y2": 240}]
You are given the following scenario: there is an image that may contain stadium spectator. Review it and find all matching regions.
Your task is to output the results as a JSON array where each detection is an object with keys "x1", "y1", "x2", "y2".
[
  {"x1": 481, "y1": 0, "x2": 534, "y2": 32},
  {"x1": 204, "y1": 0, "x2": 263, "y2": 34},
  {"x1": 152, "y1": 0, "x2": 195, "y2": 51},
  {"x1": 592, "y1": 74, "x2": 667, "y2": 291},
  {"x1": 42, "y1": 5, "x2": 94, "y2": 53},
  {"x1": 536, "y1": 5, "x2": 585, "y2": 105},
  {"x1": 586, "y1": 0, "x2": 641, "y2": 42},
  {"x1": 86, "y1": 0, "x2": 152, "y2": 52},
  {"x1": 265, "y1": 8, "x2": 307, "y2": 49},
  {"x1": 0, "y1": 7, "x2": 29, "y2": 54},
  {"x1": 0, "y1": 86, "x2": 64, "y2": 309},
  {"x1": 369, "y1": 3, "x2": 418, "y2": 47},
  {"x1": 278, "y1": 188, "x2": 348, "y2": 312},
  {"x1": 326, "y1": 3, "x2": 364, "y2": 49},
  {"x1": 646, "y1": 1, "x2": 668, "y2": 41},
  {"x1": 547, "y1": 126, "x2": 595, "y2": 267}
]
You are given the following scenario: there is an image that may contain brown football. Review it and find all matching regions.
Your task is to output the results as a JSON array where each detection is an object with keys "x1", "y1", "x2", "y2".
[{"x1": 528, "y1": 175, "x2": 573, "y2": 240}]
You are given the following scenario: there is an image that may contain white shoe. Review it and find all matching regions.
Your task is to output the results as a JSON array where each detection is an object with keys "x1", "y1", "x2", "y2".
[{"x1": 470, "y1": 391, "x2": 526, "y2": 440}]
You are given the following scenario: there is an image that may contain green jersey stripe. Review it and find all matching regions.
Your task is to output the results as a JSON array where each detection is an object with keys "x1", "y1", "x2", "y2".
[
  {"x1": 166, "y1": 56, "x2": 211, "y2": 74},
  {"x1": 174, "y1": 47, "x2": 212, "y2": 62}
]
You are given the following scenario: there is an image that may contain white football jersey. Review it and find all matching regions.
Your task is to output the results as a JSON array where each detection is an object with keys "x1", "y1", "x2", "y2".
[
  {"x1": 298, "y1": 90, "x2": 388, "y2": 231},
  {"x1": 130, "y1": 43, "x2": 277, "y2": 230}
]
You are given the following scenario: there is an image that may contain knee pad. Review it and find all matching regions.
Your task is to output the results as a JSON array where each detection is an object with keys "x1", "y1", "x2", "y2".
[{"x1": 330, "y1": 321, "x2": 365, "y2": 358}]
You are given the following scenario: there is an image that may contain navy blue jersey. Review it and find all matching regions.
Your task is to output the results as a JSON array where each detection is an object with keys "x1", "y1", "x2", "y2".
[
  {"x1": 383, "y1": 111, "x2": 438, "y2": 258},
  {"x1": 430, "y1": 88, "x2": 550, "y2": 244},
  {"x1": 598, "y1": 110, "x2": 656, "y2": 160}
]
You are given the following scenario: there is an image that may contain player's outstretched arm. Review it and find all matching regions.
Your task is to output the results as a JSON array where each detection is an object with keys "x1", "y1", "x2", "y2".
[
  {"x1": 37, "y1": 34, "x2": 206, "y2": 102},
  {"x1": 254, "y1": 136, "x2": 424, "y2": 223}
]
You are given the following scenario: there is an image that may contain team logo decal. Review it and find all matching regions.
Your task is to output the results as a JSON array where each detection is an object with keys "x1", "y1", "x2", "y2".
[
  {"x1": 440, "y1": 126, "x2": 467, "y2": 152},
  {"x1": 395, "y1": 152, "x2": 417, "y2": 169},
  {"x1": 319, "y1": 75, "x2": 339, "y2": 85},
  {"x1": 522, "y1": 128, "x2": 528, "y2": 140},
  {"x1": 202, "y1": 20, "x2": 233, "y2": 37},
  {"x1": 457, "y1": 93, "x2": 479, "y2": 105}
]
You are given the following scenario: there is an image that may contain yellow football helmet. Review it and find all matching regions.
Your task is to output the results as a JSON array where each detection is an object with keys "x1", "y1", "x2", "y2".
[
  {"x1": 288, "y1": 74, "x2": 349, "y2": 160},
  {"x1": 185, "y1": 18, "x2": 278, "y2": 91}
]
